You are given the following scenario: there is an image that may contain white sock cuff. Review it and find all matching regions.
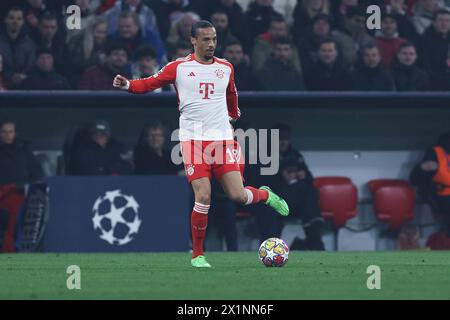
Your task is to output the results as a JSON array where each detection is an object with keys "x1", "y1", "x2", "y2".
[
  {"x1": 194, "y1": 202, "x2": 210, "y2": 214},
  {"x1": 244, "y1": 188, "x2": 253, "y2": 205}
]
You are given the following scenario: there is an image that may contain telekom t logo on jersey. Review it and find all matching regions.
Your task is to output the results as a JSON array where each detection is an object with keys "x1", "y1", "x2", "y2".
[{"x1": 199, "y1": 83, "x2": 214, "y2": 99}]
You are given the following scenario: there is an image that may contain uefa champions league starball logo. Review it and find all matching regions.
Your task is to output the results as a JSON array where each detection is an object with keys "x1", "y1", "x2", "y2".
[{"x1": 92, "y1": 190, "x2": 142, "y2": 245}]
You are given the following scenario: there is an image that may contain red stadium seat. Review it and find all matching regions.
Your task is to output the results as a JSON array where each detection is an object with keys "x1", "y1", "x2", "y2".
[
  {"x1": 368, "y1": 179, "x2": 410, "y2": 194},
  {"x1": 314, "y1": 177, "x2": 358, "y2": 229},
  {"x1": 314, "y1": 176, "x2": 352, "y2": 188},
  {"x1": 368, "y1": 179, "x2": 416, "y2": 230}
]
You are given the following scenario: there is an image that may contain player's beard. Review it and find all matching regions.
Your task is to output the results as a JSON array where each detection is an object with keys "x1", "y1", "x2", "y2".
[{"x1": 204, "y1": 49, "x2": 215, "y2": 61}]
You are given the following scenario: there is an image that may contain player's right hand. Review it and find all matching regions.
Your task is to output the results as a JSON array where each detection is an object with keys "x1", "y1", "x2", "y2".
[{"x1": 113, "y1": 74, "x2": 130, "y2": 90}]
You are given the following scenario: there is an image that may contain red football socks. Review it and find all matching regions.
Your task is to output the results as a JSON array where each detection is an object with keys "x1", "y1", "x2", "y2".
[
  {"x1": 244, "y1": 186, "x2": 269, "y2": 205},
  {"x1": 191, "y1": 202, "x2": 210, "y2": 258}
]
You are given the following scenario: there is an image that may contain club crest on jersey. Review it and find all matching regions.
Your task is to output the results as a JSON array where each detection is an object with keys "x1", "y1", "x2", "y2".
[
  {"x1": 186, "y1": 165, "x2": 195, "y2": 176},
  {"x1": 215, "y1": 69, "x2": 224, "y2": 79}
]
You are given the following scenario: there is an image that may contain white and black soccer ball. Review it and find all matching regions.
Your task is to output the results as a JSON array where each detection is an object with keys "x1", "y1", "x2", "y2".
[{"x1": 92, "y1": 190, "x2": 142, "y2": 245}]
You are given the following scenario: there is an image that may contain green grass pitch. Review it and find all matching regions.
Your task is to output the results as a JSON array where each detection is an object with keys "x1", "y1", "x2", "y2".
[{"x1": 1, "y1": 251, "x2": 449, "y2": 299}]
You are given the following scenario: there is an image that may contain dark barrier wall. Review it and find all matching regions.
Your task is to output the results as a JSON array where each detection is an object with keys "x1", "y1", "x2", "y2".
[
  {"x1": 2, "y1": 91, "x2": 450, "y2": 150},
  {"x1": 42, "y1": 176, "x2": 190, "y2": 252}
]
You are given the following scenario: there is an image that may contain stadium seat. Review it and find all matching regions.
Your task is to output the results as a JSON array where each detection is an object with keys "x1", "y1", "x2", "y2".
[
  {"x1": 314, "y1": 177, "x2": 358, "y2": 229},
  {"x1": 314, "y1": 176, "x2": 352, "y2": 188},
  {"x1": 368, "y1": 179, "x2": 410, "y2": 194},
  {"x1": 368, "y1": 179, "x2": 416, "y2": 230},
  {"x1": 426, "y1": 232, "x2": 450, "y2": 250}
]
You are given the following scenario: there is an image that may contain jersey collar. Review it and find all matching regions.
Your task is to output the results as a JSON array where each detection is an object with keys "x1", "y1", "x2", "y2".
[{"x1": 192, "y1": 53, "x2": 215, "y2": 65}]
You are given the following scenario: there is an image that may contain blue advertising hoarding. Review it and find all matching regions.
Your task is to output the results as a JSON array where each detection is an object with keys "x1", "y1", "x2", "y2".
[{"x1": 42, "y1": 176, "x2": 191, "y2": 252}]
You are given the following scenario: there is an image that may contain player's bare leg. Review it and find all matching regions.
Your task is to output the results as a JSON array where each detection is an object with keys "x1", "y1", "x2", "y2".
[
  {"x1": 220, "y1": 171, "x2": 290, "y2": 216},
  {"x1": 190, "y1": 177, "x2": 212, "y2": 268},
  {"x1": 219, "y1": 171, "x2": 248, "y2": 203}
]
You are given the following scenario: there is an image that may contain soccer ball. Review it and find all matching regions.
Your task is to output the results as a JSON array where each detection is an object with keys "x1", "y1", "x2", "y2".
[
  {"x1": 92, "y1": 190, "x2": 142, "y2": 246},
  {"x1": 258, "y1": 237, "x2": 289, "y2": 267}
]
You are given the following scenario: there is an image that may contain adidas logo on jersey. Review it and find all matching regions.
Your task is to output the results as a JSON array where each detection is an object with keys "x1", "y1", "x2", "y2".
[{"x1": 188, "y1": 72, "x2": 196, "y2": 77}]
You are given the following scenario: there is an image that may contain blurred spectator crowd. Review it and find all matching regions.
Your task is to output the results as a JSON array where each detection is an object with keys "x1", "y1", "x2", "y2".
[{"x1": 1, "y1": 0, "x2": 450, "y2": 92}]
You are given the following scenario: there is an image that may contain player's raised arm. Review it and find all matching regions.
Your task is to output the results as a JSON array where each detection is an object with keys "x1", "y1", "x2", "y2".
[{"x1": 113, "y1": 61, "x2": 178, "y2": 94}]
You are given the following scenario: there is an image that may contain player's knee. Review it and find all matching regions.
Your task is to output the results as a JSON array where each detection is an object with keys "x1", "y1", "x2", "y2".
[{"x1": 195, "y1": 191, "x2": 211, "y2": 205}]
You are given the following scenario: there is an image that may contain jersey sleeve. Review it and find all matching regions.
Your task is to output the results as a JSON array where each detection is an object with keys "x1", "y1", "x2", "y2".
[
  {"x1": 128, "y1": 61, "x2": 178, "y2": 94},
  {"x1": 226, "y1": 64, "x2": 240, "y2": 120}
]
